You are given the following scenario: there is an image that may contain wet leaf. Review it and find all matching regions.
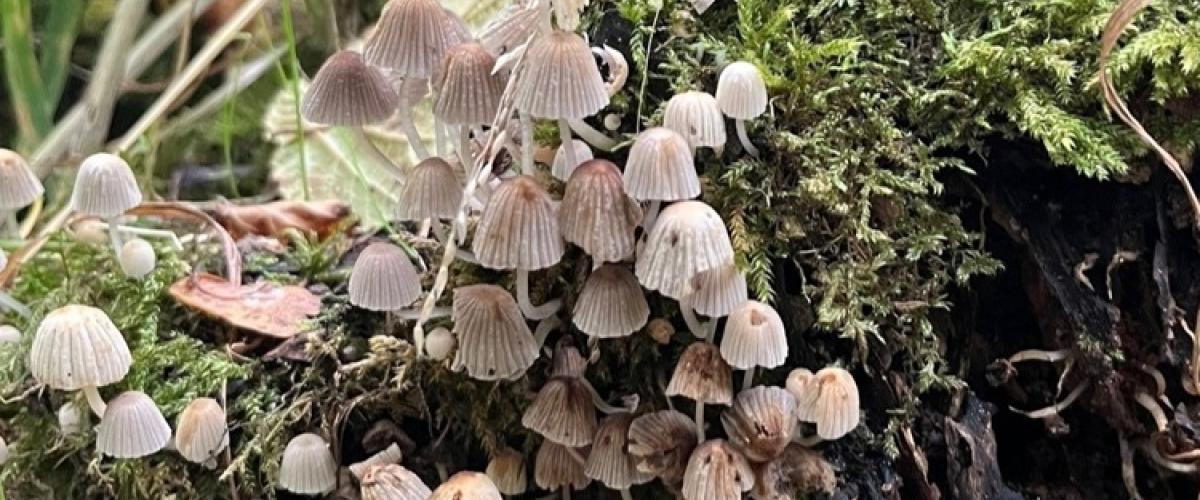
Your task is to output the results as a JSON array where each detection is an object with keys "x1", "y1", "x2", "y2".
[
  {"x1": 168, "y1": 273, "x2": 320, "y2": 339},
  {"x1": 209, "y1": 200, "x2": 351, "y2": 242}
]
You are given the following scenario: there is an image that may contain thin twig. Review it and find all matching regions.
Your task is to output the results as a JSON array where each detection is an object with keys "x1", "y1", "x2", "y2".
[{"x1": 73, "y1": 0, "x2": 152, "y2": 153}]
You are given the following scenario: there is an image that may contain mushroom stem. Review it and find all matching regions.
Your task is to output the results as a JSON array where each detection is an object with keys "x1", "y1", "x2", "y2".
[
  {"x1": 435, "y1": 118, "x2": 448, "y2": 158},
  {"x1": 1133, "y1": 391, "x2": 1169, "y2": 432},
  {"x1": 581, "y1": 378, "x2": 628, "y2": 415},
  {"x1": 457, "y1": 125, "x2": 474, "y2": 172},
  {"x1": 642, "y1": 200, "x2": 661, "y2": 231},
  {"x1": 743, "y1": 367, "x2": 756, "y2": 390},
  {"x1": 519, "y1": 111, "x2": 534, "y2": 173},
  {"x1": 695, "y1": 401, "x2": 706, "y2": 442},
  {"x1": 396, "y1": 101, "x2": 431, "y2": 160},
  {"x1": 348, "y1": 126, "x2": 405, "y2": 180},
  {"x1": 391, "y1": 306, "x2": 452, "y2": 320},
  {"x1": 558, "y1": 118, "x2": 578, "y2": 172},
  {"x1": 567, "y1": 118, "x2": 617, "y2": 151},
  {"x1": 82, "y1": 385, "x2": 107, "y2": 417},
  {"x1": 734, "y1": 119, "x2": 759, "y2": 157},
  {"x1": 105, "y1": 215, "x2": 124, "y2": 258},
  {"x1": 619, "y1": 489, "x2": 633, "y2": 500},
  {"x1": 679, "y1": 300, "x2": 708, "y2": 340},
  {"x1": 0, "y1": 292, "x2": 30, "y2": 318},
  {"x1": 534, "y1": 314, "x2": 561, "y2": 347},
  {"x1": 2, "y1": 211, "x2": 16, "y2": 237},
  {"x1": 516, "y1": 268, "x2": 562, "y2": 320},
  {"x1": 562, "y1": 488, "x2": 571, "y2": 500}
]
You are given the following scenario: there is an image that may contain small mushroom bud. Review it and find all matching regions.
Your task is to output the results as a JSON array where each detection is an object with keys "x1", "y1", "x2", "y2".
[
  {"x1": 603, "y1": 113, "x2": 622, "y2": 131},
  {"x1": 58, "y1": 402, "x2": 85, "y2": 436},
  {"x1": 119, "y1": 238, "x2": 156, "y2": 279},
  {"x1": 425, "y1": 327, "x2": 456, "y2": 361},
  {"x1": 646, "y1": 318, "x2": 674, "y2": 344}
]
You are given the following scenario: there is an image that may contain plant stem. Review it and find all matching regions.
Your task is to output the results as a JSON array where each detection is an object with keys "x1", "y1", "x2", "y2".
[{"x1": 1, "y1": 0, "x2": 52, "y2": 148}]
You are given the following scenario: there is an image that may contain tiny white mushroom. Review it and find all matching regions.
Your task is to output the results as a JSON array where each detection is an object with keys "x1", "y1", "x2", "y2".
[{"x1": 119, "y1": 238, "x2": 156, "y2": 279}]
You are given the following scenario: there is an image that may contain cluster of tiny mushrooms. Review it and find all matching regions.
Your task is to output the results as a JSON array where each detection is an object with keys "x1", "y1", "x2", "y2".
[{"x1": 0, "y1": 0, "x2": 870, "y2": 498}]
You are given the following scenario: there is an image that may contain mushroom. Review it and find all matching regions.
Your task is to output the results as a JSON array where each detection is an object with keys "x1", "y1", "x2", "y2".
[
  {"x1": 58, "y1": 401, "x2": 85, "y2": 436},
  {"x1": 720, "y1": 386, "x2": 796, "y2": 463},
  {"x1": 397, "y1": 157, "x2": 465, "y2": 245},
  {"x1": 95, "y1": 391, "x2": 172, "y2": 458},
  {"x1": 681, "y1": 440, "x2": 755, "y2": 500},
  {"x1": 666, "y1": 342, "x2": 733, "y2": 441},
  {"x1": 29, "y1": 304, "x2": 132, "y2": 416},
  {"x1": 0, "y1": 250, "x2": 29, "y2": 318},
  {"x1": 522, "y1": 372, "x2": 598, "y2": 447},
  {"x1": 584, "y1": 413, "x2": 655, "y2": 499},
  {"x1": 69, "y1": 153, "x2": 144, "y2": 259},
  {"x1": 683, "y1": 264, "x2": 748, "y2": 338},
  {"x1": 472, "y1": 176, "x2": 565, "y2": 320},
  {"x1": 360, "y1": 463, "x2": 432, "y2": 500},
  {"x1": 663, "y1": 91, "x2": 727, "y2": 155},
  {"x1": 451, "y1": 284, "x2": 539, "y2": 380},
  {"x1": 486, "y1": 446, "x2": 528, "y2": 496},
  {"x1": 558, "y1": 159, "x2": 643, "y2": 265},
  {"x1": 350, "y1": 443, "x2": 405, "y2": 480},
  {"x1": 279, "y1": 433, "x2": 339, "y2": 496},
  {"x1": 627, "y1": 409, "x2": 698, "y2": 485},
  {"x1": 535, "y1": 440, "x2": 591, "y2": 500},
  {"x1": 793, "y1": 367, "x2": 860, "y2": 441},
  {"x1": 175, "y1": 397, "x2": 229, "y2": 468},
  {"x1": 424, "y1": 327, "x2": 457, "y2": 361},
  {"x1": 348, "y1": 242, "x2": 423, "y2": 315},
  {"x1": 430, "y1": 471, "x2": 503, "y2": 500},
  {"x1": 714, "y1": 61, "x2": 768, "y2": 157},
  {"x1": 0, "y1": 324, "x2": 18, "y2": 344},
  {"x1": 623, "y1": 127, "x2": 699, "y2": 231},
  {"x1": 0, "y1": 148, "x2": 43, "y2": 235},
  {"x1": 478, "y1": 0, "x2": 546, "y2": 57},
  {"x1": 572, "y1": 264, "x2": 650, "y2": 339},
  {"x1": 118, "y1": 238, "x2": 156, "y2": 279},
  {"x1": 721, "y1": 301, "x2": 788, "y2": 389},
  {"x1": 433, "y1": 41, "x2": 506, "y2": 168},
  {"x1": 552, "y1": 140, "x2": 594, "y2": 181},
  {"x1": 301, "y1": 49, "x2": 408, "y2": 173}
]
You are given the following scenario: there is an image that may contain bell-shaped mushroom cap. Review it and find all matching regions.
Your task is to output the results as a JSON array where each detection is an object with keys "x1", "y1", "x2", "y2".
[
  {"x1": 551, "y1": 140, "x2": 594, "y2": 181},
  {"x1": 794, "y1": 367, "x2": 860, "y2": 440},
  {"x1": 685, "y1": 264, "x2": 747, "y2": 318},
  {"x1": 522, "y1": 376, "x2": 596, "y2": 447},
  {"x1": 623, "y1": 127, "x2": 699, "y2": 202},
  {"x1": 584, "y1": 413, "x2": 655, "y2": 489},
  {"x1": 350, "y1": 443, "x2": 404, "y2": 479},
  {"x1": 472, "y1": 175, "x2": 564, "y2": 271},
  {"x1": 279, "y1": 433, "x2": 339, "y2": 495},
  {"x1": 635, "y1": 201, "x2": 734, "y2": 299},
  {"x1": 486, "y1": 446, "x2": 528, "y2": 495},
  {"x1": 433, "y1": 42, "x2": 506, "y2": 125},
  {"x1": 715, "y1": 62, "x2": 768, "y2": 120},
  {"x1": 430, "y1": 471, "x2": 503, "y2": 500},
  {"x1": 512, "y1": 30, "x2": 609, "y2": 120},
  {"x1": 750, "y1": 444, "x2": 836, "y2": 499},
  {"x1": 70, "y1": 153, "x2": 142, "y2": 218},
  {"x1": 349, "y1": 242, "x2": 422, "y2": 311},
  {"x1": 479, "y1": 0, "x2": 546, "y2": 55},
  {"x1": 666, "y1": 342, "x2": 733, "y2": 405},
  {"x1": 720, "y1": 301, "x2": 787, "y2": 370},
  {"x1": 96, "y1": 391, "x2": 172, "y2": 458},
  {"x1": 681, "y1": 440, "x2": 755, "y2": 500},
  {"x1": 663, "y1": 91, "x2": 727, "y2": 151},
  {"x1": 535, "y1": 440, "x2": 592, "y2": 491},
  {"x1": 558, "y1": 160, "x2": 643, "y2": 264},
  {"x1": 364, "y1": 0, "x2": 469, "y2": 78},
  {"x1": 573, "y1": 265, "x2": 649, "y2": 339},
  {"x1": 397, "y1": 157, "x2": 463, "y2": 221},
  {"x1": 176, "y1": 397, "x2": 229, "y2": 465},
  {"x1": 30, "y1": 304, "x2": 131, "y2": 390},
  {"x1": 360, "y1": 464, "x2": 433, "y2": 500},
  {"x1": 301, "y1": 50, "x2": 398, "y2": 126},
  {"x1": 720, "y1": 386, "x2": 796, "y2": 463},
  {"x1": 784, "y1": 368, "x2": 812, "y2": 404},
  {"x1": 0, "y1": 148, "x2": 43, "y2": 210},
  {"x1": 451, "y1": 285, "x2": 539, "y2": 380},
  {"x1": 627, "y1": 410, "x2": 697, "y2": 484},
  {"x1": 424, "y1": 327, "x2": 456, "y2": 361},
  {"x1": 549, "y1": 344, "x2": 588, "y2": 378}
]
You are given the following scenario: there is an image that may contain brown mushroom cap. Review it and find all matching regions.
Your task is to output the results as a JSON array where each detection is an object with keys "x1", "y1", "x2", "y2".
[
  {"x1": 360, "y1": 463, "x2": 433, "y2": 500},
  {"x1": 627, "y1": 409, "x2": 698, "y2": 484},
  {"x1": 472, "y1": 175, "x2": 564, "y2": 270},
  {"x1": 784, "y1": 368, "x2": 813, "y2": 404},
  {"x1": 794, "y1": 367, "x2": 860, "y2": 440},
  {"x1": 348, "y1": 242, "x2": 422, "y2": 311},
  {"x1": 302, "y1": 50, "x2": 398, "y2": 126},
  {"x1": 572, "y1": 264, "x2": 650, "y2": 339},
  {"x1": 584, "y1": 412, "x2": 655, "y2": 489},
  {"x1": 512, "y1": 30, "x2": 609, "y2": 119},
  {"x1": 486, "y1": 447, "x2": 528, "y2": 495},
  {"x1": 721, "y1": 386, "x2": 797, "y2": 463},
  {"x1": 430, "y1": 471, "x2": 503, "y2": 500},
  {"x1": 720, "y1": 300, "x2": 788, "y2": 370},
  {"x1": 396, "y1": 157, "x2": 463, "y2": 221},
  {"x1": 635, "y1": 201, "x2": 735, "y2": 300},
  {"x1": 666, "y1": 342, "x2": 733, "y2": 405},
  {"x1": 451, "y1": 284, "x2": 539, "y2": 380},
  {"x1": 623, "y1": 127, "x2": 699, "y2": 202},
  {"x1": 0, "y1": 148, "x2": 43, "y2": 210},
  {"x1": 364, "y1": 0, "x2": 470, "y2": 79},
  {"x1": 279, "y1": 433, "x2": 339, "y2": 495},
  {"x1": 681, "y1": 439, "x2": 755, "y2": 500},
  {"x1": 522, "y1": 376, "x2": 597, "y2": 447},
  {"x1": 433, "y1": 42, "x2": 506, "y2": 125},
  {"x1": 535, "y1": 440, "x2": 592, "y2": 491},
  {"x1": 558, "y1": 159, "x2": 643, "y2": 264}
]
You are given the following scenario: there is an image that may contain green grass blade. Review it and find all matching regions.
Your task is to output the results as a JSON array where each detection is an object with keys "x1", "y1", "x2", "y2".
[
  {"x1": 1, "y1": 0, "x2": 51, "y2": 149},
  {"x1": 36, "y1": 0, "x2": 84, "y2": 113},
  {"x1": 279, "y1": 0, "x2": 310, "y2": 200}
]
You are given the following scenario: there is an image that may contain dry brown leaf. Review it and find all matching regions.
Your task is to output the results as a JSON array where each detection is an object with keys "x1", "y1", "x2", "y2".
[
  {"x1": 169, "y1": 272, "x2": 320, "y2": 338},
  {"x1": 208, "y1": 200, "x2": 351, "y2": 242}
]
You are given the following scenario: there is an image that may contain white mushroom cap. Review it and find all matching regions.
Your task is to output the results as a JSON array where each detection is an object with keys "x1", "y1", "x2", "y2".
[
  {"x1": 635, "y1": 201, "x2": 734, "y2": 299},
  {"x1": 430, "y1": 471, "x2": 503, "y2": 500},
  {"x1": 552, "y1": 140, "x2": 594, "y2": 181},
  {"x1": 364, "y1": 0, "x2": 470, "y2": 79},
  {"x1": 720, "y1": 386, "x2": 796, "y2": 462},
  {"x1": 397, "y1": 157, "x2": 463, "y2": 221},
  {"x1": 279, "y1": 433, "x2": 339, "y2": 495},
  {"x1": 666, "y1": 342, "x2": 733, "y2": 405},
  {"x1": 349, "y1": 242, "x2": 422, "y2": 311},
  {"x1": 572, "y1": 264, "x2": 649, "y2": 339},
  {"x1": 663, "y1": 91, "x2": 727, "y2": 152},
  {"x1": 0, "y1": 324, "x2": 19, "y2": 344},
  {"x1": 681, "y1": 440, "x2": 754, "y2": 500},
  {"x1": 29, "y1": 304, "x2": 131, "y2": 391},
  {"x1": 472, "y1": 175, "x2": 564, "y2": 271},
  {"x1": 302, "y1": 50, "x2": 399, "y2": 126},
  {"x1": 433, "y1": 42, "x2": 507, "y2": 125},
  {"x1": 0, "y1": 148, "x2": 44, "y2": 210},
  {"x1": 58, "y1": 401, "x2": 85, "y2": 435},
  {"x1": 522, "y1": 375, "x2": 596, "y2": 447},
  {"x1": 623, "y1": 127, "x2": 699, "y2": 202},
  {"x1": 360, "y1": 463, "x2": 433, "y2": 500},
  {"x1": 627, "y1": 409, "x2": 697, "y2": 483},
  {"x1": 720, "y1": 301, "x2": 788, "y2": 370},
  {"x1": 584, "y1": 412, "x2": 655, "y2": 489},
  {"x1": 784, "y1": 368, "x2": 813, "y2": 406},
  {"x1": 451, "y1": 285, "x2": 539, "y2": 380},
  {"x1": 535, "y1": 440, "x2": 591, "y2": 491},
  {"x1": 715, "y1": 62, "x2": 768, "y2": 120},
  {"x1": 479, "y1": 0, "x2": 546, "y2": 56},
  {"x1": 558, "y1": 160, "x2": 643, "y2": 264},
  {"x1": 794, "y1": 367, "x2": 860, "y2": 440},
  {"x1": 424, "y1": 327, "x2": 456, "y2": 361},
  {"x1": 513, "y1": 30, "x2": 610, "y2": 120},
  {"x1": 96, "y1": 391, "x2": 172, "y2": 458},
  {"x1": 175, "y1": 398, "x2": 229, "y2": 465},
  {"x1": 684, "y1": 263, "x2": 747, "y2": 318},
  {"x1": 486, "y1": 447, "x2": 528, "y2": 495},
  {"x1": 118, "y1": 238, "x2": 156, "y2": 279},
  {"x1": 70, "y1": 153, "x2": 142, "y2": 218},
  {"x1": 350, "y1": 443, "x2": 405, "y2": 480}
]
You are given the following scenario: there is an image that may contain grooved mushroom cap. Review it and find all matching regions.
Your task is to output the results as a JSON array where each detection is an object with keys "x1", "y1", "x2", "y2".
[
  {"x1": 364, "y1": 0, "x2": 470, "y2": 78},
  {"x1": 279, "y1": 433, "x2": 339, "y2": 495},
  {"x1": 430, "y1": 471, "x2": 503, "y2": 500},
  {"x1": 451, "y1": 285, "x2": 539, "y2": 380},
  {"x1": 684, "y1": 264, "x2": 747, "y2": 318},
  {"x1": 628, "y1": 410, "x2": 698, "y2": 484},
  {"x1": 479, "y1": 0, "x2": 546, "y2": 56},
  {"x1": 535, "y1": 440, "x2": 592, "y2": 491},
  {"x1": 784, "y1": 368, "x2": 812, "y2": 404},
  {"x1": 486, "y1": 447, "x2": 528, "y2": 495},
  {"x1": 351, "y1": 443, "x2": 405, "y2": 480},
  {"x1": 433, "y1": 42, "x2": 506, "y2": 125},
  {"x1": 512, "y1": 30, "x2": 609, "y2": 119},
  {"x1": 472, "y1": 175, "x2": 564, "y2": 270},
  {"x1": 522, "y1": 375, "x2": 597, "y2": 447},
  {"x1": 715, "y1": 62, "x2": 768, "y2": 120},
  {"x1": 663, "y1": 91, "x2": 727, "y2": 151},
  {"x1": 681, "y1": 440, "x2": 755, "y2": 500},
  {"x1": 349, "y1": 242, "x2": 422, "y2": 311},
  {"x1": 96, "y1": 391, "x2": 172, "y2": 458},
  {"x1": 793, "y1": 367, "x2": 860, "y2": 440},
  {"x1": 624, "y1": 127, "x2": 699, "y2": 201},
  {"x1": 0, "y1": 148, "x2": 43, "y2": 210},
  {"x1": 720, "y1": 386, "x2": 796, "y2": 463},
  {"x1": 559, "y1": 160, "x2": 643, "y2": 264},
  {"x1": 302, "y1": 50, "x2": 399, "y2": 126},
  {"x1": 635, "y1": 201, "x2": 735, "y2": 299},
  {"x1": 665, "y1": 342, "x2": 733, "y2": 405},
  {"x1": 397, "y1": 157, "x2": 463, "y2": 221},
  {"x1": 584, "y1": 412, "x2": 655, "y2": 489},
  {"x1": 360, "y1": 464, "x2": 433, "y2": 500},
  {"x1": 175, "y1": 397, "x2": 229, "y2": 465},
  {"x1": 720, "y1": 301, "x2": 787, "y2": 370},
  {"x1": 552, "y1": 139, "x2": 594, "y2": 181},
  {"x1": 572, "y1": 264, "x2": 649, "y2": 339},
  {"x1": 70, "y1": 153, "x2": 142, "y2": 218},
  {"x1": 30, "y1": 304, "x2": 131, "y2": 390}
]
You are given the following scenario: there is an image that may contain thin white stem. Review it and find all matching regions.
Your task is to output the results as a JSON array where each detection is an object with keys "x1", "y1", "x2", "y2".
[
  {"x1": 435, "y1": 118, "x2": 447, "y2": 158},
  {"x1": 516, "y1": 268, "x2": 561, "y2": 320},
  {"x1": 743, "y1": 367, "x2": 756, "y2": 390},
  {"x1": 735, "y1": 119, "x2": 759, "y2": 157},
  {"x1": 534, "y1": 314, "x2": 561, "y2": 346},
  {"x1": 391, "y1": 306, "x2": 451, "y2": 320},
  {"x1": 695, "y1": 401, "x2": 705, "y2": 442},
  {"x1": 519, "y1": 111, "x2": 534, "y2": 173},
  {"x1": 106, "y1": 215, "x2": 124, "y2": 258},
  {"x1": 620, "y1": 489, "x2": 632, "y2": 500},
  {"x1": 350, "y1": 126, "x2": 404, "y2": 179},
  {"x1": 567, "y1": 117, "x2": 617, "y2": 151},
  {"x1": 397, "y1": 102, "x2": 431, "y2": 160},
  {"x1": 457, "y1": 125, "x2": 473, "y2": 172},
  {"x1": 0, "y1": 293, "x2": 31, "y2": 319},
  {"x1": 680, "y1": 299, "x2": 708, "y2": 340},
  {"x1": 83, "y1": 386, "x2": 107, "y2": 418},
  {"x1": 558, "y1": 118, "x2": 577, "y2": 171}
]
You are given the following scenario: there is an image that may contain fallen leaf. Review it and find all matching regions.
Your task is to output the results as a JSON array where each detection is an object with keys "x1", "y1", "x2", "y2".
[
  {"x1": 208, "y1": 200, "x2": 351, "y2": 242},
  {"x1": 169, "y1": 273, "x2": 321, "y2": 339}
]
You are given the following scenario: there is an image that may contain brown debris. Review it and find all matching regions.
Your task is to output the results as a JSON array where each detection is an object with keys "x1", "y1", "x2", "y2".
[
  {"x1": 208, "y1": 200, "x2": 351, "y2": 242},
  {"x1": 169, "y1": 272, "x2": 320, "y2": 339}
]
